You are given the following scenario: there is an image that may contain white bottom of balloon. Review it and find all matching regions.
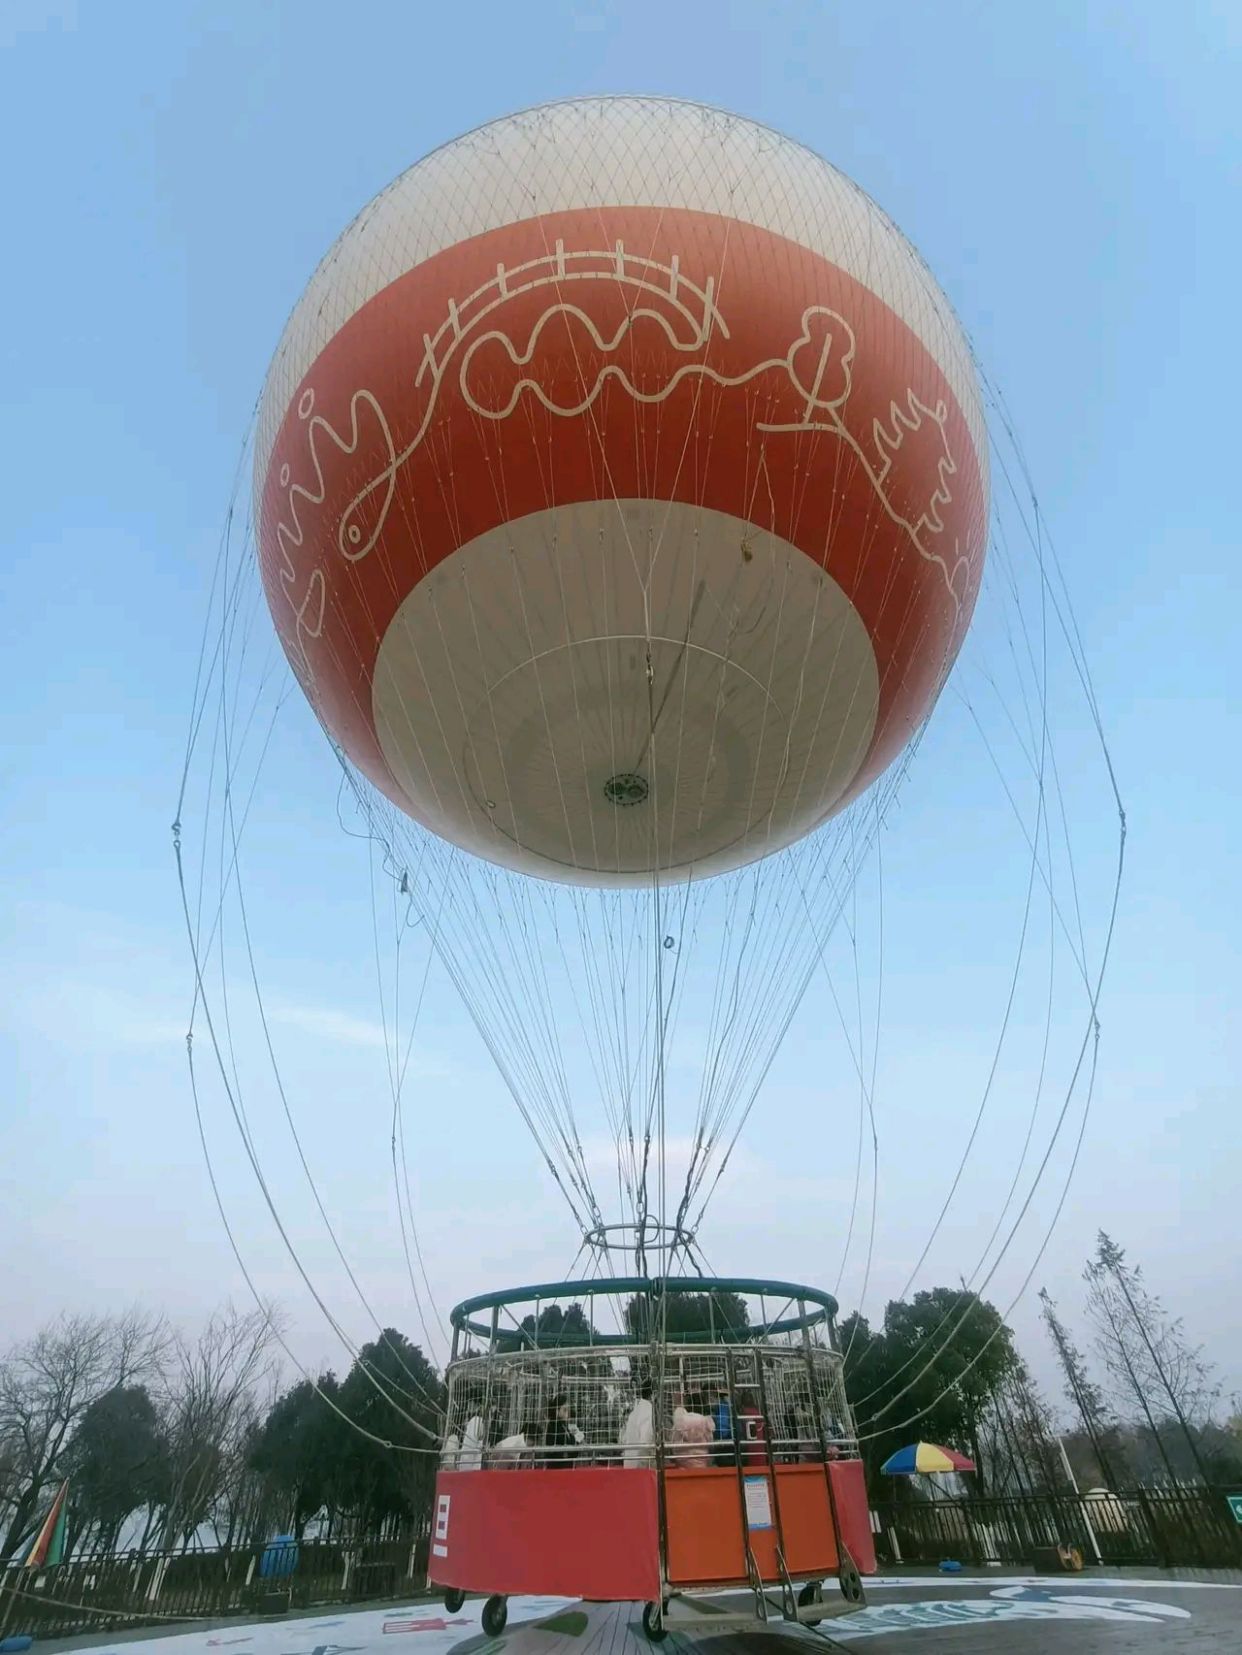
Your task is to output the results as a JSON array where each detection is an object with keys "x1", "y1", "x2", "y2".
[{"x1": 372, "y1": 500, "x2": 880, "y2": 887}]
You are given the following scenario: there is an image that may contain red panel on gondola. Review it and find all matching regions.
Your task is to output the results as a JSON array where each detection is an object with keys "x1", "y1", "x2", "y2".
[
  {"x1": 828, "y1": 1458, "x2": 877, "y2": 1576},
  {"x1": 429, "y1": 1470, "x2": 660, "y2": 1601}
]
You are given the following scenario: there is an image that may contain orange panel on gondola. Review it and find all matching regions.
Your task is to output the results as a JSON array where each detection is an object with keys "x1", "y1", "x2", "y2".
[
  {"x1": 665, "y1": 1462, "x2": 874, "y2": 1586},
  {"x1": 664, "y1": 1468, "x2": 750, "y2": 1585}
]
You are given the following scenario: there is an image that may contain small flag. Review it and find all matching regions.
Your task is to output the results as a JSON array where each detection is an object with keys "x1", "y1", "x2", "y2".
[{"x1": 23, "y1": 1480, "x2": 69, "y2": 1568}]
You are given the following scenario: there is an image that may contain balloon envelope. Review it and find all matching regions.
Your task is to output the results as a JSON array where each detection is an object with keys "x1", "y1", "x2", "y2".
[{"x1": 255, "y1": 97, "x2": 988, "y2": 886}]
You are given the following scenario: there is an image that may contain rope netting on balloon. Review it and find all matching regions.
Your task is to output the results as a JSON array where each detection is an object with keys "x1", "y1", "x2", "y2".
[{"x1": 175, "y1": 102, "x2": 1123, "y2": 1460}]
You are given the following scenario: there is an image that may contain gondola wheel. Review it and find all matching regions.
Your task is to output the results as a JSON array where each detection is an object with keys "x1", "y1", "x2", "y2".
[
  {"x1": 838, "y1": 1560, "x2": 864, "y2": 1604},
  {"x1": 482, "y1": 1595, "x2": 508, "y2": 1637},
  {"x1": 443, "y1": 1589, "x2": 466, "y2": 1613},
  {"x1": 642, "y1": 1601, "x2": 668, "y2": 1642},
  {"x1": 797, "y1": 1580, "x2": 824, "y2": 1625}
]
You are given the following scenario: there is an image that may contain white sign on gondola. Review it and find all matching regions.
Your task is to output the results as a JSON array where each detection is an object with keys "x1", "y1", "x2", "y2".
[
  {"x1": 432, "y1": 1493, "x2": 450, "y2": 1558},
  {"x1": 744, "y1": 1476, "x2": 772, "y2": 1531}
]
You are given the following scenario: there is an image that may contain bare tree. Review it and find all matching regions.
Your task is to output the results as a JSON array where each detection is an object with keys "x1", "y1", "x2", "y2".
[
  {"x1": 1040, "y1": 1286, "x2": 1125, "y2": 1488},
  {"x1": 206, "y1": 1371, "x2": 285, "y2": 1550},
  {"x1": 0, "y1": 1310, "x2": 168, "y2": 1559},
  {"x1": 0, "y1": 1431, "x2": 21, "y2": 1525},
  {"x1": 1085, "y1": 1232, "x2": 1216, "y2": 1486},
  {"x1": 976, "y1": 1361, "x2": 1064, "y2": 1495},
  {"x1": 1008, "y1": 1365, "x2": 1064, "y2": 1492},
  {"x1": 154, "y1": 1304, "x2": 282, "y2": 1551}
]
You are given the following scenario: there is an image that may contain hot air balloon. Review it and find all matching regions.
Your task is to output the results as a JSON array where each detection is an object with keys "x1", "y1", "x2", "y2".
[
  {"x1": 249, "y1": 96, "x2": 993, "y2": 1634},
  {"x1": 255, "y1": 97, "x2": 987, "y2": 889}
]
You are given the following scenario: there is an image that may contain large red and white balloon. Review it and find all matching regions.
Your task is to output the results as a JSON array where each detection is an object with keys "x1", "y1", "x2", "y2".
[{"x1": 256, "y1": 97, "x2": 988, "y2": 885}]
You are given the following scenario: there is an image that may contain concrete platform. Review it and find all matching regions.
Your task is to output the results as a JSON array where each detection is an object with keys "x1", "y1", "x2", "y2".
[{"x1": 43, "y1": 1575, "x2": 1242, "y2": 1655}]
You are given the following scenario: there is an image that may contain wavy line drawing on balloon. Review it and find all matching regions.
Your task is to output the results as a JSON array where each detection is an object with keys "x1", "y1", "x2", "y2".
[
  {"x1": 874, "y1": 389, "x2": 959, "y2": 544},
  {"x1": 286, "y1": 567, "x2": 325, "y2": 691},
  {"x1": 271, "y1": 239, "x2": 979, "y2": 655},
  {"x1": 457, "y1": 299, "x2": 853, "y2": 420},
  {"x1": 272, "y1": 384, "x2": 396, "y2": 683},
  {"x1": 331, "y1": 242, "x2": 731, "y2": 567},
  {"x1": 759, "y1": 378, "x2": 969, "y2": 598},
  {"x1": 275, "y1": 385, "x2": 397, "y2": 574}
]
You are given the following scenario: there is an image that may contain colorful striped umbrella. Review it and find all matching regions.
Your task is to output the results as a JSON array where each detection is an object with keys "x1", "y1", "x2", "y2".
[
  {"x1": 23, "y1": 1480, "x2": 69, "y2": 1568},
  {"x1": 880, "y1": 1442, "x2": 976, "y2": 1476}
]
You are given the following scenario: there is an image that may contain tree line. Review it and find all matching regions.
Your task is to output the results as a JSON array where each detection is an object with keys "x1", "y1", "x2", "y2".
[
  {"x1": 0, "y1": 1306, "x2": 442, "y2": 1562},
  {"x1": 3, "y1": 1234, "x2": 1238, "y2": 1562},
  {"x1": 841, "y1": 1232, "x2": 1241, "y2": 1500}
]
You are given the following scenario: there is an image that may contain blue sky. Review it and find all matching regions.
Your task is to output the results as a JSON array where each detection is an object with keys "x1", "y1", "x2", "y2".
[{"x1": 2, "y1": 1, "x2": 1239, "y2": 1409}]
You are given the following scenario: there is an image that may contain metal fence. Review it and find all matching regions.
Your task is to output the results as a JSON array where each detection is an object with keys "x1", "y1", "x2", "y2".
[
  {"x1": 5, "y1": 1486, "x2": 1241, "y2": 1637},
  {"x1": 871, "y1": 1487, "x2": 1242, "y2": 1570},
  {"x1": 0, "y1": 1536, "x2": 430, "y2": 1642}
]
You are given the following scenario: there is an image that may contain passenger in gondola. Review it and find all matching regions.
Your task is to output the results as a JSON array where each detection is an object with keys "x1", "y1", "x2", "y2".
[
  {"x1": 792, "y1": 1404, "x2": 819, "y2": 1462},
  {"x1": 543, "y1": 1394, "x2": 578, "y2": 1468},
  {"x1": 780, "y1": 1406, "x2": 807, "y2": 1463},
  {"x1": 670, "y1": 1388, "x2": 714, "y2": 1467},
  {"x1": 458, "y1": 1411, "x2": 487, "y2": 1470},
  {"x1": 621, "y1": 1379, "x2": 655, "y2": 1467},
  {"x1": 738, "y1": 1396, "x2": 767, "y2": 1466},
  {"x1": 821, "y1": 1408, "x2": 845, "y2": 1460},
  {"x1": 491, "y1": 1426, "x2": 533, "y2": 1466},
  {"x1": 711, "y1": 1386, "x2": 733, "y2": 1465}
]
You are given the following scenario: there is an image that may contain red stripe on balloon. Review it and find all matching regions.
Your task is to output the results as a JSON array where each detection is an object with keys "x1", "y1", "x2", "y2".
[{"x1": 258, "y1": 206, "x2": 986, "y2": 825}]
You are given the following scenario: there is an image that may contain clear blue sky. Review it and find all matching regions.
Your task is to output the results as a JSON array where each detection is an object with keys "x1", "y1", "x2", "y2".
[{"x1": 2, "y1": 1, "x2": 1238, "y2": 1408}]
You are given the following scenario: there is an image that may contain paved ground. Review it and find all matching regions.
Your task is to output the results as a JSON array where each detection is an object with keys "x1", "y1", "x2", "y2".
[{"x1": 35, "y1": 1575, "x2": 1242, "y2": 1655}]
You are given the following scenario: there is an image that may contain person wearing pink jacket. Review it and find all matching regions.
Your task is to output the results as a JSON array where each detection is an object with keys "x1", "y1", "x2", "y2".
[{"x1": 669, "y1": 1390, "x2": 715, "y2": 1467}]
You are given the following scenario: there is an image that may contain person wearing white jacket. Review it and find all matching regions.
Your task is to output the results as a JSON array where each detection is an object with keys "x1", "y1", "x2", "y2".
[
  {"x1": 458, "y1": 1413, "x2": 486, "y2": 1470},
  {"x1": 621, "y1": 1380, "x2": 655, "y2": 1468}
]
